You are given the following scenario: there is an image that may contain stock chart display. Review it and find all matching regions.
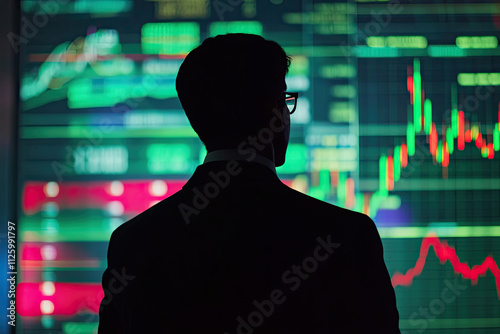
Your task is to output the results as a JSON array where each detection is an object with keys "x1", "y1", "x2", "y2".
[{"x1": 16, "y1": 0, "x2": 500, "y2": 333}]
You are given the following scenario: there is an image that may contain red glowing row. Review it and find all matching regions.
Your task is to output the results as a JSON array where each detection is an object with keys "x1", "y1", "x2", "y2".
[
  {"x1": 22, "y1": 180, "x2": 186, "y2": 215},
  {"x1": 23, "y1": 178, "x2": 294, "y2": 216}
]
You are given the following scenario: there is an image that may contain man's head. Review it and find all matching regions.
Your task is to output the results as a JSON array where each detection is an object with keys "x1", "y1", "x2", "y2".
[{"x1": 176, "y1": 33, "x2": 292, "y2": 166}]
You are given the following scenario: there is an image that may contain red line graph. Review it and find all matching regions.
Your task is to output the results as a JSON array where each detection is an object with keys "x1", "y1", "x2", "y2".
[{"x1": 391, "y1": 234, "x2": 500, "y2": 299}]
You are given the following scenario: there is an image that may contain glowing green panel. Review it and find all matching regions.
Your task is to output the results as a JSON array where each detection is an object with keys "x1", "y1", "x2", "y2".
[
  {"x1": 63, "y1": 322, "x2": 98, "y2": 334},
  {"x1": 209, "y1": 21, "x2": 263, "y2": 37},
  {"x1": 366, "y1": 36, "x2": 385, "y2": 48},
  {"x1": 67, "y1": 77, "x2": 177, "y2": 108},
  {"x1": 74, "y1": 145, "x2": 128, "y2": 175},
  {"x1": 458, "y1": 72, "x2": 500, "y2": 86},
  {"x1": 308, "y1": 187, "x2": 326, "y2": 201},
  {"x1": 387, "y1": 36, "x2": 427, "y2": 48},
  {"x1": 287, "y1": 55, "x2": 309, "y2": 76},
  {"x1": 320, "y1": 64, "x2": 356, "y2": 78},
  {"x1": 427, "y1": 46, "x2": 465, "y2": 57},
  {"x1": 141, "y1": 22, "x2": 200, "y2": 55},
  {"x1": 277, "y1": 144, "x2": 307, "y2": 173},
  {"x1": 147, "y1": 143, "x2": 192, "y2": 174},
  {"x1": 456, "y1": 36, "x2": 498, "y2": 49}
]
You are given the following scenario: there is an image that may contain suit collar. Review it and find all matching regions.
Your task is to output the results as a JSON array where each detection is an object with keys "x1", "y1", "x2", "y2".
[
  {"x1": 203, "y1": 149, "x2": 276, "y2": 174},
  {"x1": 182, "y1": 160, "x2": 281, "y2": 190}
]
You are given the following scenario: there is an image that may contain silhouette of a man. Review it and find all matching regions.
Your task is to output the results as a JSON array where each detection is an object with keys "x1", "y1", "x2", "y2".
[{"x1": 98, "y1": 33, "x2": 400, "y2": 333}]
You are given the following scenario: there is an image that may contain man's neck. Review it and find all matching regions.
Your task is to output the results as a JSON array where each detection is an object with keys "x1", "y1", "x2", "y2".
[{"x1": 204, "y1": 148, "x2": 276, "y2": 174}]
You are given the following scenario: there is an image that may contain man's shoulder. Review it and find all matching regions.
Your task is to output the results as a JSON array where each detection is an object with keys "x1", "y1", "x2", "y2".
[
  {"x1": 282, "y1": 183, "x2": 370, "y2": 221},
  {"x1": 109, "y1": 179, "x2": 376, "y2": 245},
  {"x1": 109, "y1": 189, "x2": 187, "y2": 243}
]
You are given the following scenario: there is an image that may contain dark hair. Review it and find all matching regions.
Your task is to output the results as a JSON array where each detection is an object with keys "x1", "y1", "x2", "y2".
[{"x1": 176, "y1": 33, "x2": 292, "y2": 149}]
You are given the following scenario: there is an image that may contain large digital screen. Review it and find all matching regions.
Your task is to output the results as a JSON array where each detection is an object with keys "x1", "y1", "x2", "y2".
[{"x1": 15, "y1": 0, "x2": 500, "y2": 333}]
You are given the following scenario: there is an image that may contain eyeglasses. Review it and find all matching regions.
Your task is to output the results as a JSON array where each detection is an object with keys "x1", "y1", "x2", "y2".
[{"x1": 283, "y1": 92, "x2": 299, "y2": 114}]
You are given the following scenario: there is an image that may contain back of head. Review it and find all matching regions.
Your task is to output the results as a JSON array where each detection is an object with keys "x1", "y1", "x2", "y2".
[{"x1": 176, "y1": 33, "x2": 291, "y2": 150}]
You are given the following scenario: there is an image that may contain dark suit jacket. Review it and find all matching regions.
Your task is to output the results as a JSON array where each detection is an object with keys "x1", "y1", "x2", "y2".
[{"x1": 98, "y1": 160, "x2": 400, "y2": 333}]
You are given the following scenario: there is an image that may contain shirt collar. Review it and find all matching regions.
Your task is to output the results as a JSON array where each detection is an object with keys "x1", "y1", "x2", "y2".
[{"x1": 203, "y1": 149, "x2": 276, "y2": 174}]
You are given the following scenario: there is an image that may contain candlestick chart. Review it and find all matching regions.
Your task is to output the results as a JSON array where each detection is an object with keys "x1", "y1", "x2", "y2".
[{"x1": 14, "y1": 0, "x2": 500, "y2": 333}]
